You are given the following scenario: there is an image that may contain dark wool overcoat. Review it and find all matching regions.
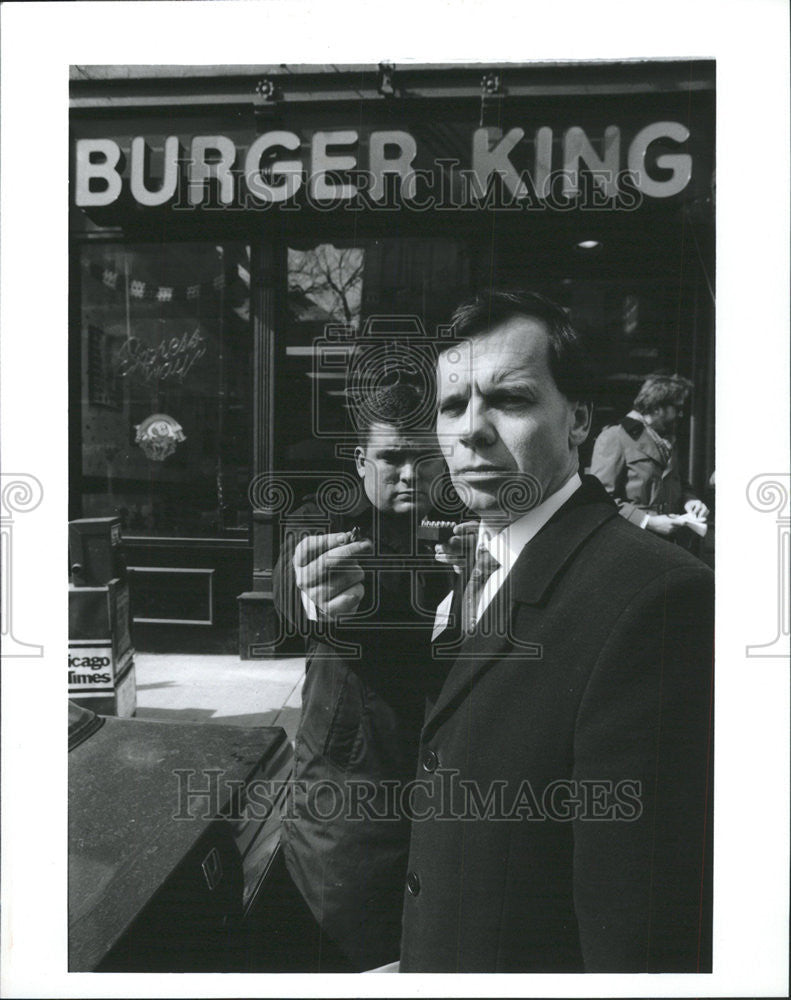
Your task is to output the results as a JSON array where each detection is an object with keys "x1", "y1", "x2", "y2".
[{"x1": 400, "y1": 476, "x2": 714, "y2": 973}]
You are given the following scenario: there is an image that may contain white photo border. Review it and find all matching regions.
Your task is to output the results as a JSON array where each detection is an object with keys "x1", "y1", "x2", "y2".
[{"x1": 1, "y1": 1, "x2": 789, "y2": 996}]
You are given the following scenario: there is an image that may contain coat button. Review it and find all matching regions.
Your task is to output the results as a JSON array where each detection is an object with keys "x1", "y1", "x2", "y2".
[
  {"x1": 406, "y1": 871, "x2": 421, "y2": 896},
  {"x1": 422, "y1": 748, "x2": 439, "y2": 773}
]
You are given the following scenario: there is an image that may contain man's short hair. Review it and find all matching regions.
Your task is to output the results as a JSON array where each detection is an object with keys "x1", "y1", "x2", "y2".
[
  {"x1": 447, "y1": 289, "x2": 595, "y2": 403},
  {"x1": 633, "y1": 374, "x2": 693, "y2": 414},
  {"x1": 351, "y1": 379, "x2": 434, "y2": 446}
]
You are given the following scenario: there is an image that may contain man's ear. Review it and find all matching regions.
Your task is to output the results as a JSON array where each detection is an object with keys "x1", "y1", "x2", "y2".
[
  {"x1": 569, "y1": 401, "x2": 593, "y2": 448},
  {"x1": 354, "y1": 445, "x2": 367, "y2": 478}
]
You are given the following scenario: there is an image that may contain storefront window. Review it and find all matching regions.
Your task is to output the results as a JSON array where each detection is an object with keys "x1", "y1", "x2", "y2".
[
  {"x1": 78, "y1": 242, "x2": 252, "y2": 537},
  {"x1": 278, "y1": 237, "x2": 471, "y2": 476},
  {"x1": 288, "y1": 244, "x2": 365, "y2": 328}
]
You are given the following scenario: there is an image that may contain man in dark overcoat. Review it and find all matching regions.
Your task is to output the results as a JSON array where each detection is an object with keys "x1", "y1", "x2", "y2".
[
  {"x1": 272, "y1": 381, "x2": 453, "y2": 970},
  {"x1": 399, "y1": 291, "x2": 714, "y2": 973}
]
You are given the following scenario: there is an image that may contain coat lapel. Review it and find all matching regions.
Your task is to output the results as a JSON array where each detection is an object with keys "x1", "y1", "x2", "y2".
[
  {"x1": 660, "y1": 447, "x2": 678, "y2": 482},
  {"x1": 630, "y1": 425, "x2": 665, "y2": 466},
  {"x1": 427, "y1": 593, "x2": 515, "y2": 725},
  {"x1": 423, "y1": 477, "x2": 617, "y2": 733}
]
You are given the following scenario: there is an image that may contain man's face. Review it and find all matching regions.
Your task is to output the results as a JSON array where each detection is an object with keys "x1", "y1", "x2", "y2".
[
  {"x1": 354, "y1": 423, "x2": 444, "y2": 516},
  {"x1": 648, "y1": 403, "x2": 682, "y2": 438},
  {"x1": 436, "y1": 316, "x2": 590, "y2": 523}
]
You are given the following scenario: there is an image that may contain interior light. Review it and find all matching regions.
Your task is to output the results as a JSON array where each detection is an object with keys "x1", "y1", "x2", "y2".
[{"x1": 576, "y1": 240, "x2": 602, "y2": 250}]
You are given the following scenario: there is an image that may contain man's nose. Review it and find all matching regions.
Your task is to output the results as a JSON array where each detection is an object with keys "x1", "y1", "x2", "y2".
[
  {"x1": 399, "y1": 461, "x2": 415, "y2": 482},
  {"x1": 459, "y1": 397, "x2": 497, "y2": 450}
]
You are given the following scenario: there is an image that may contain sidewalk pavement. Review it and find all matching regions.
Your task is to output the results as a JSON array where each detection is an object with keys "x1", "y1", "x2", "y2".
[{"x1": 133, "y1": 652, "x2": 306, "y2": 743}]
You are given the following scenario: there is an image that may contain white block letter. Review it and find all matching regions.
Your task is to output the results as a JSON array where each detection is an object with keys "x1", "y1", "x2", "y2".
[
  {"x1": 130, "y1": 136, "x2": 179, "y2": 206},
  {"x1": 562, "y1": 126, "x2": 621, "y2": 198},
  {"x1": 188, "y1": 135, "x2": 236, "y2": 206},
  {"x1": 245, "y1": 131, "x2": 303, "y2": 203},
  {"x1": 628, "y1": 122, "x2": 692, "y2": 198},
  {"x1": 472, "y1": 127, "x2": 526, "y2": 199},
  {"x1": 310, "y1": 131, "x2": 358, "y2": 201},
  {"x1": 75, "y1": 139, "x2": 123, "y2": 207},
  {"x1": 369, "y1": 130, "x2": 417, "y2": 201}
]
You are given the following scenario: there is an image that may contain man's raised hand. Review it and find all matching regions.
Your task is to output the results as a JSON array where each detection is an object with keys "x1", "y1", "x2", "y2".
[
  {"x1": 433, "y1": 521, "x2": 479, "y2": 573},
  {"x1": 293, "y1": 531, "x2": 373, "y2": 620}
]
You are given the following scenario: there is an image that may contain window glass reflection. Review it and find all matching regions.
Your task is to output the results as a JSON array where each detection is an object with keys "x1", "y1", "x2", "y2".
[{"x1": 79, "y1": 243, "x2": 252, "y2": 537}]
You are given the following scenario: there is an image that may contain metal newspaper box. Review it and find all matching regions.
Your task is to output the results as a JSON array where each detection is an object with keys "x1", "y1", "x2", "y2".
[{"x1": 69, "y1": 518, "x2": 136, "y2": 716}]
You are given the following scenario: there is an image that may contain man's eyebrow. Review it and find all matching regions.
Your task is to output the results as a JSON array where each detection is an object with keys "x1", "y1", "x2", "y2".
[
  {"x1": 437, "y1": 387, "x2": 468, "y2": 406},
  {"x1": 371, "y1": 445, "x2": 403, "y2": 455},
  {"x1": 487, "y1": 369, "x2": 538, "y2": 386}
]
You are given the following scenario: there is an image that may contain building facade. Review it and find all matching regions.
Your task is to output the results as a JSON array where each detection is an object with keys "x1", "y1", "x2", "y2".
[{"x1": 69, "y1": 61, "x2": 715, "y2": 655}]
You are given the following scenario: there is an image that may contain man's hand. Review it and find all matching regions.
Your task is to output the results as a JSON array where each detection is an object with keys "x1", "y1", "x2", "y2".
[
  {"x1": 433, "y1": 521, "x2": 479, "y2": 573},
  {"x1": 293, "y1": 531, "x2": 372, "y2": 620},
  {"x1": 684, "y1": 498, "x2": 709, "y2": 520},
  {"x1": 645, "y1": 514, "x2": 682, "y2": 537}
]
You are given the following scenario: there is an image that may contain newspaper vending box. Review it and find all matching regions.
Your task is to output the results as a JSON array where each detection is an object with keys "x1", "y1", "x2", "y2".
[{"x1": 69, "y1": 517, "x2": 136, "y2": 716}]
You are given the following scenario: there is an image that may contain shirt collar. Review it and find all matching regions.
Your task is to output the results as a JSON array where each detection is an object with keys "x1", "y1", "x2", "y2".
[{"x1": 478, "y1": 473, "x2": 582, "y2": 574}]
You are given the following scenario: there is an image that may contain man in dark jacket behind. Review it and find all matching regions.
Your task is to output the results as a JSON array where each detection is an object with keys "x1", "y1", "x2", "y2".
[{"x1": 272, "y1": 381, "x2": 455, "y2": 970}]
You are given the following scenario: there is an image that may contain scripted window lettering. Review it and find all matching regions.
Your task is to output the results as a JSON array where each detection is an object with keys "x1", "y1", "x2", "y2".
[
  {"x1": 115, "y1": 330, "x2": 208, "y2": 384},
  {"x1": 79, "y1": 242, "x2": 252, "y2": 538}
]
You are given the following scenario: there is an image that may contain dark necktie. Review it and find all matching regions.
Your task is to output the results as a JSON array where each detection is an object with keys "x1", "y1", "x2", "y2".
[{"x1": 461, "y1": 542, "x2": 500, "y2": 635}]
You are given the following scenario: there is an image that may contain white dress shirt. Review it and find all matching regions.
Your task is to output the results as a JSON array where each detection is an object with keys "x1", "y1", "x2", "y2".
[
  {"x1": 301, "y1": 589, "x2": 320, "y2": 621},
  {"x1": 468, "y1": 473, "x2": 582, "y2": 622}
]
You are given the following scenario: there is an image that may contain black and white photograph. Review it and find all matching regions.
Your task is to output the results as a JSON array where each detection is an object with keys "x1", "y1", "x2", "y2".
[{"x1": 0, "y1": 1, "x2": 789, "y2": 996}]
